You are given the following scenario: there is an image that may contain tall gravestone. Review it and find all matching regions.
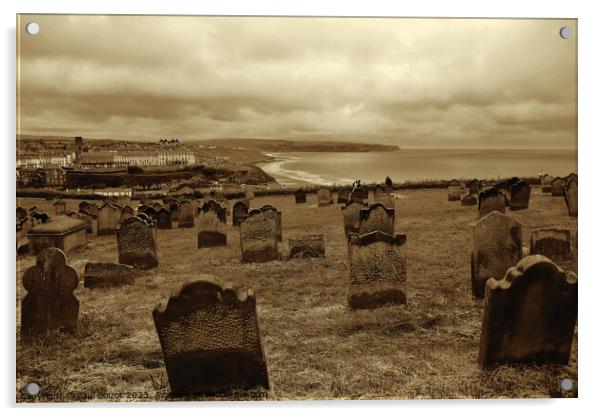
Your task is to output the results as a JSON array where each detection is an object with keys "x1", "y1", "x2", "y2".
[
  {"x1": 358, "y1": 203, "x2": 395, "y2": 235},
  {"x1": 563, "y1": 178, "x2": 578, "y2": 217},
  {"x1": 232, "y1": 200, "x2": 249, "y2": 227},
  {"x1": 21, "y1": 248, "x2": 79, "y2": 342},
  {"x1": 198, "y1": 211, "x2": 228, "y2": 249},
  {"x1": 551, "y1": 177, "x2": 565, "y2": 196},
  {"x1": 260, "y1": 205, "x2": 282, "y2": 242},
  {"x1": 471, "y1": 211, "x2": 523, "y2": 299},
  {"x1": 341, "y1": 199, "x2": 368, "y2": 237},
  {"x1": 177, "y1": 200, "x2": 195, "y2": 228},
  {"x1": 117, "y1": 217, "x2": 159, "y2": 269},
  {"x1": 295, "y1": 189, "x2": 307, "y2": 204},
  {"x1": 385, "y1": 176, "x2": 393, "y2": 193},
  {"x1": 530, "y1": 228, "x2": 572, "y2": 262},
  {"x1": 289, "y1": 234, "x2": 325, "y2": 259},
  {"x1": 477, "y1": 188, "x2": 506, "y2": 219},
  {"x1": 153, "y1": 279, "x2": 270, "y2": 394},
  {"x1": 478, "y1": 255, "x2": 577, "y2": 368},
  {"x1": 510, "y1": 180, "x2": 531, "y2": 210},
  {"x1": 240, "y1": 210, "x2": 278, "y2": 263},
  {"x1": 317, "y1": 188, "x2": 332, "y2": 206},
  {"x1": 97, "y1": 202, "x2": 120, "y2": 236},
  {"x1": 348, "y1": 231, "x2": 408, "y2": 309}
]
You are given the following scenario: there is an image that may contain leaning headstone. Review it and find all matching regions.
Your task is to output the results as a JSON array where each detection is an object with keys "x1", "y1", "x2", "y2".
[
  {"x1": 447, "y1": 180, "x2": 463, "y2": 201},
  {"x1": 156, "y1": 208, "x2": 173, "y2": 229},
  {"x1": 478, "y1": 255, "x2": 577, "y2": 368},
  {"x1": 260, "y1": 205, "x2": 282, "y2": 242},
  {"x1": 83, "y1": 262, "x2": 143, "y2": 288},
  {"x1": 21, "y1": 248, "x2": 79, "y2": 342},
  {"x1": 289, "y1": 234, "x2": 325, "y2": 259},
  {"x1": 177, "y1": 200, "x2": 195, "y2": 228},
  {"x1": 197, "y1": 212, "x2": 228, "y2": 249},
  {"x1": 461, "y1": 194, "x2": 477, "y2": 206},
  {"x1": 347, "y1": 231, "x2": 407, "y2": 309},
  {"x1": 27, "y1": 215, "x2": 87, "y2": 255},
  {"x1": 97, "y1": 202, "x2": 120, "y2": 236},
  {"x1": 152, "y1": 278, "x2": 270, "y2": 394},
  {"x1": 358, "y1": 203, "x2": 395, "y2": 235},
  {"x1": 232, "y1": 200, "x2": 249, "y2": 227},
  {"x1": 117, "y1": 217, "x2": 159, "y2": 269},
  {"x1": 337, "y1": 188, "x2": 350, "y2": 204},
  {"x1": 120, "y1": 206, "x2": 136, "y2": 224},
  {"x1": 471, "y1": 211, "x2": 522, "y2": 299},
  {"x1": 551, "y1": 177, "x2": 565, "y2": 196},
  {"x1": 240, "y1": 210, "x2": 278, "y2": 263},
  {"x1": 201, "y1": 200, "x2": 227, "y2": 224},
  {"x1": 530, "y1": 228, "x2": 572, "y2": 262},
  {"x1": 510, "y1": 180, "x2": 531, "y2": 210},
  {"x1": 563, "y1": 179, "x2": 578, "y2": 217},
  {"x1": 317, "y1": 188, "x2": 332, "y2": 206},
  {"x1": 53, "y1": 199, "x2": 67, "y2": 216},
  {"x1": 477, "y1": 188, "x2": 506, "y2": 219},
  {"x1": 341, "y1": 199, "x2": 369, "y2": 237},
  {"x1": 295, "y1": 189, "x2": 307, "y2": 204}
]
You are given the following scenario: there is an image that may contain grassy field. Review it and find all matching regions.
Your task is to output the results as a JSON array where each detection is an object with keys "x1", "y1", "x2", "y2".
[{"x1": 15, "y1": 186, "x2": 578, "y2": 402}]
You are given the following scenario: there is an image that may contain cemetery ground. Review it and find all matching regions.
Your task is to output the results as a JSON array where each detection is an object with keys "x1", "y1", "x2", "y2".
[{"x1": 16, "y1": 187, "x2": 577, "y2": 401}]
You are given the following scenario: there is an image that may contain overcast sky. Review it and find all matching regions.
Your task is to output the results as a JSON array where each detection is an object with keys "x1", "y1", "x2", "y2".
[{"x1": 18, "y1": 15, "x2": 576, "y2": 149}]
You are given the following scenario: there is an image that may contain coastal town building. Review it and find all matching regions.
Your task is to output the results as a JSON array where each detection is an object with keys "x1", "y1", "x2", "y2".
[{"x1": 17, "y1": 151, "x2": 76, "y2": 168}]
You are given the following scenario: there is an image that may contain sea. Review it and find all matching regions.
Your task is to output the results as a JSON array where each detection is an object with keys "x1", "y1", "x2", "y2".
[{"x1": 258, "y1": 149, "x2": 577, "y2": 186}]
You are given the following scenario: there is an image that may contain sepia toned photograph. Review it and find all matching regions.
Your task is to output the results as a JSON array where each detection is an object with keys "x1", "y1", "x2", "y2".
[{"x1": 15, "y1": 15, "x2": 577, "y2": 402}]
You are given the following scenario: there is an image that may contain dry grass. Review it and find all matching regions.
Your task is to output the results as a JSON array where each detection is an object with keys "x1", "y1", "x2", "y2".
[{"x1": 15, "y1": 187, "x2": 578, "y2": 402}]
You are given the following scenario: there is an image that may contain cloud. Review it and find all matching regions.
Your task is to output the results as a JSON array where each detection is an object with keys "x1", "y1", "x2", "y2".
[{"x1": 17, "y1": 15, "x2": 577, "y2": 148}]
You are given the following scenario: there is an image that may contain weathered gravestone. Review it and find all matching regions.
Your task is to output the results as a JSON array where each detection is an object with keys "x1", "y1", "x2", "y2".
[
  {"x1": 53, "y1": 199, "x2": 67, "y2": 216},
  {"x1": 461, "y1": 194, "x2": 477, "y2": 206},
  {"x1": 27, "y1": 215, "x2": 88, "y2": 255},
  {"x1": 168, "y1": 201, "x2": 180, "y2": 221},
  {"x1": 541, "y1": 174, "x2": 553, "y2": 193},
  {"x1": 477, "y1": 188, "x2": 506, "y2": 219},
  {"x1": 385, "y1": 176, "x2": 393, "y2": 193},
  {"x1": 478, "y1": 255, "x2": 577, "y2": 368},
  {"x1": 471, "y1": 211, "x2": 522, "y2": 299},
  {"x1": 260, "y1": 205, "x2": 282, "y2": 242},
  {"x1": 97, "y1": 202, "x2": 120, "y2": 236},
  {"x1": 551, "y1": 177, "x2": 565, "y2": 196},
  {"x1": 117, "y1": 217, "x2": 159, "y2": 269},
  {"x1": 295, "y1": 189, "x2": 307, "y2": 204},
  {"x1": 530, "y1": 228, "x2": 572, "y2": 262},
  {"x1": 120, "y1": 206, "x2": 136, "y2": 224},
  {"x1": 156, "y1": 208, "x2": 173, "y2": 229},
  {"x1": 509, "y1": 180, "x2": 531, "y2": 210},
  {"x1": 347, "y1": 231, "x2": 408, "y2": 309},
  {"x1": 358, "y1": 203, "x2": 395, "y2": 235},
  {"x1": 336, "y1": 188, "x2": 350, "y2": 204},
  {"x1": 447, "y1": 179, "x2": 463, "y2": 201},
  {"x1": 197, "y1": 212, "x2": 228, "y2": 249},
  {"x1": 467, "y1": 179, "x2": 479, "y2": 195},
  {"x1": 84, "y1": 262, "x2": 143, "y2": 288},
  {"x1": 374, "y1": 192, "x2": 395, "y2": 209},
  {"x1": 289, "y1": 234, "x2": 325, "y2": 259},
  {"x1": 232, "y1": 200, "x2": 249, "y2": 227},
  {"x1": 240, "y1": 210, "x2": 278, "y2": 263},
  {"x1": 341, "y1": 199, "x2": 369, "y2": 237},
  {"x1": 317, "y1": 188, "x2": 332, "y2": 206},
  {"x1": 495, "y1": 181, "x2": 511, "y2": 206},
  {"x1": 177, "y1": 200, "x2": 195, "y2": 228},
  {"x1": 21, "y1": 248, "x2": 79, "y2": 342},
  {"x1": 152, "y1": 278, "x2": 270, "y2": 394},
  {"x1": 563, "y1": 179, "x2": 578, "y2": 217},
  {"x1": 201, "y1": 200, "x2": 227, "y2": 224}
]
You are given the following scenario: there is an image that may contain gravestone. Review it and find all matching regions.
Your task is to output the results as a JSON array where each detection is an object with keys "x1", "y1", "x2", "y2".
[
  {"x1": 530, "y1": 228, "x2": 572, "y2": 262},
  {"x1": 540, "y1": 174, "x2": 552, "y2": 193},
  {"x1": 295, "y1": 189, "x2": 307, "y2": 204},
  {"x1": 471, "y1": 211, "x2": 523, "y2": 299},
  {"x1": 495, "y1": 181, "x2": 511, "y2": 206},
  {"x1": 97, "y1": 203, "x2": 120, "y2": 236},
  {"x1": 551, "y1": 177, "x2": 565, "y2": 196},
  {"x1": 478, "y1": 255, "x2": 577, "y2": 368},
  {"x1": 120, "y1": 206, "x2": 136, "y2": 224},
  {"x1": 197, "y1": 211, "x2": 228, "y2": 249},
  {"x1": 53, "y1": 199, "x2": 67, "y2": 216},
  {"x1": 461, "y1": 194, "x2": 477, "y2": 206},
  {"x1": 447, "y1": 180, "x2": 463, "y2": 201},
  {"x1": 317, "y1": 188, "x2": 332, "y2": 206},
  {"x1": 168, "y1": 201, "x2": 180, "y2": 222},
  {"x1": 563, "y1": 179, "x2": 578, "y2": 217},
  {"x1": 510, "y1": 180, "x2": 531, "y2": 210},
  {"x1": 240, "y1": 210, "x2": 278, "y2": 263},
  {"x1": 564, "y1": 173, "x2": 578, "y2": 186},
  {"x1": 21, "y1": 248, "x2": 79, "y2": 342},
  {"x1": 117, "y1": 217, "x2": 159, "y2": 269},
  {"x1": 289, "y1": 234, "x2": 325, "y2": 259},
  {"x1": 84, "y1": 262, "x2": 143, "y2": 288},
  {"x1": 78, "y1": 208, "x2": 98, "y2": 235},
  {"x1": 385, "y1": 176, "x2": 393, "y2": 193},
  {"x1": 348, "y1": 231, "x2": 408, "y2": 309},
  {"x1": 341, "y1": 199, "x2": 369, "y2": 237},
  {"x1": 358, "y1": 203, "x2": 395, "y2": 235},
  {"x1": 374, "y1": 184, "x2": 384, "y2": 196},
  {"x1": 260, "y1": 205, "x2": 282, "y2": 242},
  {"x1": 177, "y1": 200, "x2": 195, "y2": 228},
  {"x1": 477, "y1": 188, "x2": 506, "y2": 219},
  {"x1": 156, "y1": 208, "x2": 173, "y2": 229},
  {"x1": 232, "y1": 200, "x2": 249, "y2": 227},
  {"x1": 201, "y1": 200, "x2": 227, "y2": 224},
  {"x1": 27, "y1": 215, "x2": 88, "y2": 254},
  {"x1": 467, "y1": 179, "x2": 479, "y2": 195},
  {"x1": 152, "y1": 279, "x2": 270, "y2": 394},
  {"x1": 337, "y1": 188, "x2": 350, "y2": 204}
]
